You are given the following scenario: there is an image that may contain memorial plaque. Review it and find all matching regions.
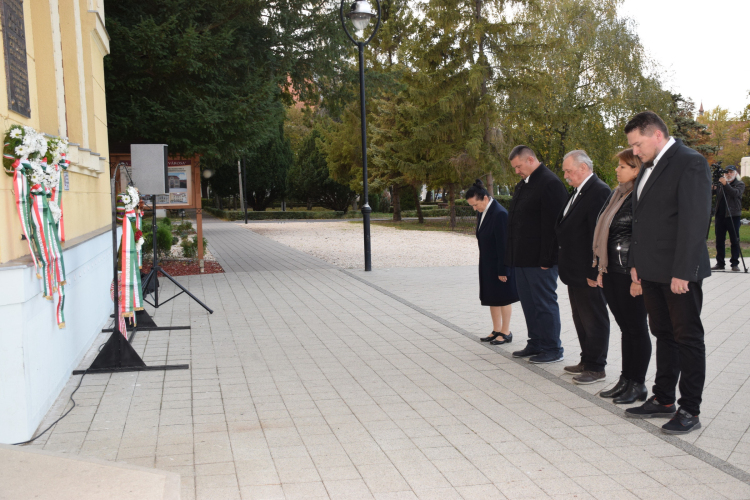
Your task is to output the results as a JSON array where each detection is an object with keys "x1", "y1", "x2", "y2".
[{"x1": 1, "y1": 0, "x2": 30, "y2": 117}]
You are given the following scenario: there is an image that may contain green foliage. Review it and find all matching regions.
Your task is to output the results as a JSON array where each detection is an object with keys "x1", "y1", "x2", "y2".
[
  {"x1": 245, "y1": 122, "x2": 293, "y2": 211},
  {"x1": 668, "y1": 94, "x2": 716, "y2": 156},
  {"x1": 204, "y1": 207, "x2": 345, "y2": 220},
  {"x1": 104, "y1": 0, "x2": 346, "y2": 163},
  {"x1": 161, "y1": 217, "x2": 172, "y2": 227},
  {"x1": 501, "y1": 0, "x2": 672, "y2": 184},
  {"x1": 288, "y1": 129, "x2": 356, "y2": 212},
  {"x1": 180, "y1": 236, "x2": 208, "y2": 258}
]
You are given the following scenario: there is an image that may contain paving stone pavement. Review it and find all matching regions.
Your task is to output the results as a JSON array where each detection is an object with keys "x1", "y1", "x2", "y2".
[{"x1": 28, "y1": 217, "x2": 750, "y2": 500}]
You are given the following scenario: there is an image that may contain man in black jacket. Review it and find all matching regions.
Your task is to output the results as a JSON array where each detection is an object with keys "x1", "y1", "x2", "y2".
[
  {"x1": 712, "y1": 166, "x2": 745, "y2": 272},
  {"x1": 624, "y1": 111, "x2": 711, "y2": 435},
  {"x1": 555, "y1": 150, "x2": 612, "y2": 384},
  {"x1": 506, "y1": 146, "x2": 569, "y2": 364}
]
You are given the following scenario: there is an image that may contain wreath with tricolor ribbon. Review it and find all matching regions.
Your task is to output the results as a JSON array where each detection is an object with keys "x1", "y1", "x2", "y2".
[{"x1": 4, "y1": 125, "x2": 69, "y2": 328}]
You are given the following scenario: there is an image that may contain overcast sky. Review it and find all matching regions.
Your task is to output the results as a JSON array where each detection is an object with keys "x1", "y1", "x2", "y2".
[{"x1": 620, "y1": 0, "x2": 750, "y2": 116}]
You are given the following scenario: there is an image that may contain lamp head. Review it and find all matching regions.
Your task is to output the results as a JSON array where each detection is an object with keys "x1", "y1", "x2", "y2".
[{"x1": 347, "y1": 0, "x2": 376, "y2": 31}]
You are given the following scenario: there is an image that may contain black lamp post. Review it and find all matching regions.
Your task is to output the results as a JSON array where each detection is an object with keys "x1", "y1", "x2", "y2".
[{"x1": 340, "y1": 0, "x2": 381, "y2": 272}]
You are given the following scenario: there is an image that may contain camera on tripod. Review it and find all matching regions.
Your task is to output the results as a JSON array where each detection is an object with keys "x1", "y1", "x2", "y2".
[{"x1": 711, "y1": 161, "x2": 728, "y2": 186}]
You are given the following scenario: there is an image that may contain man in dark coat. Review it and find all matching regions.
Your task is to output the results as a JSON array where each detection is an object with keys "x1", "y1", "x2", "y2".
[
  {"x1": 712, "y1": 166, "x2": 746, "y2": 271},
  {"x1": 506, "y1": 146, "x2": 569, "y2": 364},
  {"x1": 623, "y1": 111, "x2": 711, "y2": 435},
  {"x1": 555, "y1": 150, "x2": 611, "y2": 384}
]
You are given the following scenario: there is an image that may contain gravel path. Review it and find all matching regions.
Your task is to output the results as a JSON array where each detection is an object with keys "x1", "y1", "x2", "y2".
[{"x1": 242, "y1": 221, "x2": 478, "y2": 268}]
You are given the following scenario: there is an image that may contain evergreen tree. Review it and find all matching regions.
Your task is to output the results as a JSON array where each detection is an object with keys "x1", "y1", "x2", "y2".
[
  {"x1": 289, "y1": 129, "x2": 356, "y2": 212},
  {"x1": 668, "y1": 94, "x2": 717, "y2": 156},
  {"x1": 105, "y1": 0, "x2": 345, "y2": 163},
  {"x1": 245, "y1": 123, "x2": 293, "y2": 211}
]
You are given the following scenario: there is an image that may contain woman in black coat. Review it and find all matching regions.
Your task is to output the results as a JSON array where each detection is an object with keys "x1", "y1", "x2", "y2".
[
  {"x1": 591, "y1": 149, "x2": 651, "y2": 404},
  {"x1": 466, "y1": 180, "x2": 519, "y2": 345}
]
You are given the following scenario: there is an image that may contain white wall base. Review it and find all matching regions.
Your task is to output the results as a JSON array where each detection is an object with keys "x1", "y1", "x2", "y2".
[{"x1": 0, "y1": 230, "x2": 113, "y2": 444}]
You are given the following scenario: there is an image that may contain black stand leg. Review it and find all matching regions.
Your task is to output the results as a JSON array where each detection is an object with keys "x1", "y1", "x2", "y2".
[{"x1": 141, "y1": 200, "x2": 214, "y2": 313}]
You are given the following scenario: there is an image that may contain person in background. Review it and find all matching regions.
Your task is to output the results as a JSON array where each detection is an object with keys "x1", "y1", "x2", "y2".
[
  {"x1": 593, "y1": 149, "x2": 651, "y2": 403},
  {"x1": 506, "y1": 146, "x2": 569, "y2": 364},
  {"x1": 624, "y1": 111, "x2": 711, "y2": 435},
  {"x1": 555, "y1": 150, "x2": 611, "y2": 385},
  {"x1": 466, "y1": 180, "x2": 519, "y2": 345},
  {"x1": 712, "y1": 166, "x2": 745, "y2": 272}
]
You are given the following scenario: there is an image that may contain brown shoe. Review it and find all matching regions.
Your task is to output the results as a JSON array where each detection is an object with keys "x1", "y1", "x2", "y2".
[
  {"x1": 573, "y1": 371, "x2": 606, "y2": 385},
  {"x1": 564, "y1": 362, "x2": 584, "y2": 374}
]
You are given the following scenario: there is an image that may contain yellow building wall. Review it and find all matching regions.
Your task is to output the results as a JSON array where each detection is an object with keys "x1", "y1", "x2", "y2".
[{"x1": 0, "y1": 0, "x2": 111, "y2": 264}]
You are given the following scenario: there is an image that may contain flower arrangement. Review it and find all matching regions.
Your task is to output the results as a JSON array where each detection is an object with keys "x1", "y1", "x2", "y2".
[{"x1": 4, "y1": 124, "x2": 70, "y2": 328}]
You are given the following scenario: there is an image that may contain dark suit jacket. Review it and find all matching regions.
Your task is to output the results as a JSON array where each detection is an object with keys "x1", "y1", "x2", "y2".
[
  {"x1": 628, "y1": 138, "x2": 712, "y2": 284},
  {"x1": 555, "y1": 174, "x2": 611, "y2": 287},
  {"x1": 506, "y1": 163, "x2": 569, "y2": 268},
  {"x1": 476, "y1": 200, "x2": 518, "y2": 306}
]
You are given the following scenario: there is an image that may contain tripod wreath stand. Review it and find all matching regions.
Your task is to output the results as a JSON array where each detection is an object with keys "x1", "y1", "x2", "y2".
[{"x1": 74, "y1": 166, "x2": 191, "y2": 374}]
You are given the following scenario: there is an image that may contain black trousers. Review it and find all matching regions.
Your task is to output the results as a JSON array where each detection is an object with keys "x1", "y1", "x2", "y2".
[
  {"x1": 642, "y1": 279, "x2": 705, "y2": 416},
  {"x1": 715, "y1": 215, "x2": 742, "y2": 267},
  {"x1": 568, "y1": 285, "x2": 610, "y2": 372},
  {"x1": 602, "y1": 272, "x2": 651, "y2": 383}
]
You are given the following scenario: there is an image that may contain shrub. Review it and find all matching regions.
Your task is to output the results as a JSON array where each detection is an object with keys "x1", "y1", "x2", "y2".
[
  {"x1": 161, "y1": 217, "x2": 172, "y2": 227},
  {"x1": 204, "y1": 208, "x2": 345, "y2": 220},
  {"x1": 180, "y1": 236, "x2": 209, "y2": 258}
]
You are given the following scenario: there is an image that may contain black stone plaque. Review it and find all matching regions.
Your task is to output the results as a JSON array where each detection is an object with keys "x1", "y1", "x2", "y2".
[{"x1": 2, "y1": 0, "x2": 30, "y2": 117}]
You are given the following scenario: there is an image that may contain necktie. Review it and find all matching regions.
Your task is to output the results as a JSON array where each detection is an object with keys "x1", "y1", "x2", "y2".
[{"x1": 564, "y1": 188, "x2": 578, "y2": 216}]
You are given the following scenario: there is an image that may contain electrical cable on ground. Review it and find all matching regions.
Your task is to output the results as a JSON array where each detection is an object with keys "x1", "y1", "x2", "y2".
[{"x1": 12, "y1": 320, "x2": 114, "y2": 446}]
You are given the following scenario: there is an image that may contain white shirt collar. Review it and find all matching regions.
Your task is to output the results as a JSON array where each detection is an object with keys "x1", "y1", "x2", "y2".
[
  {"x1": 652, "y1": 137, "x2": 676, "y2": 167},
  {"x1": 523, "y1": 176, "x2": 530, "y2": 184}
]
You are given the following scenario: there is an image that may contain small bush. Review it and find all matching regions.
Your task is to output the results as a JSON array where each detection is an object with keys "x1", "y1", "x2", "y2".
[
  {"x1": 161, "y1": 217, "x2": 172, "y2": 227},
  {"x1": 180, "y1": 236, "x2": 209, "y2": 258}
]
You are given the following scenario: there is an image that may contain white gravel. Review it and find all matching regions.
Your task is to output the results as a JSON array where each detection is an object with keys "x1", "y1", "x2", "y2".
[{"x1": 243, "y1": 221, "x2": 478, "y2": 268}]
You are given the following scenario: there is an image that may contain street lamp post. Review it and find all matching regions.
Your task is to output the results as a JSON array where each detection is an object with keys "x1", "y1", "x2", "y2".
[{"x1": 340, "y1": 0, "x2": 381, "y2": 272}]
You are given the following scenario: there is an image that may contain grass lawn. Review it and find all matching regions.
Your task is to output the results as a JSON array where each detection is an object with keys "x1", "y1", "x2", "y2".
[
  {"x1": 707, "y1": 222, "x2": 750, "y2": 257},
  {"x1": 370, "y1": 218, "x2": 750, "y2": 256}
]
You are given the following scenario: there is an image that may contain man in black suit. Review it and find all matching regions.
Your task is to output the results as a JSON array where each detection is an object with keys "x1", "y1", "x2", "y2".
[
  {"x1": 506, "y1": 146, "x2": 569, "y2": 364},
  {"x1": 623, "y1": 111, "x2": 711, "y2": 435},
  {"x1": 555, "y1": 150, "x2": 612, "y2": 385}
]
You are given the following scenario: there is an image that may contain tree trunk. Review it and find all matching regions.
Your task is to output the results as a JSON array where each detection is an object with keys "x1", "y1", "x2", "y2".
[
  {"x1": 425, "y1": 189, "x2": 433, "y2": 203},
  {"x1": 307, "y1": 197, "x2": 313, "y2": 210},
  {"x1": 392, "y1": 184, "x2": 402, "y2": 222},
  {"x1": 486, "y1": 172, "x2": 494, "y2": 198},
  {"x1": 449, "y1": 184, "x2": 456, "y2": 230},
  {"x1": 414, "y1": 185, "x2": 424, "y2": 224}
]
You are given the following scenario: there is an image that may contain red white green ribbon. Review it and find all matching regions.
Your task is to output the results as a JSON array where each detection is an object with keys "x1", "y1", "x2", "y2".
[{"x1": 118, "y1": 208, "x2": 144, "y2": 338}]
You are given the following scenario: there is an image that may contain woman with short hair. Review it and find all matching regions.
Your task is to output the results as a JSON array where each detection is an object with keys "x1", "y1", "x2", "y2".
[
  {"x1": 466, "y1": 179, "x2": 519, "y2": 345},
  {"x1": 592, "y1": 149, "x2": 651, "y2": 404}
]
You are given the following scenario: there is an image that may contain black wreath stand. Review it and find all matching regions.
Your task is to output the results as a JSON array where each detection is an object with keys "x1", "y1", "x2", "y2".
[{"x1": 73, "y1": 166, "x2": 189, "y2": 374}]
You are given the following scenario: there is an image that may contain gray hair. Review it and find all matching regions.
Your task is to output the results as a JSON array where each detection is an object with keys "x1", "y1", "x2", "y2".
[{"x1": 563, "y1": 150, "x2": 593, "y2": 171}]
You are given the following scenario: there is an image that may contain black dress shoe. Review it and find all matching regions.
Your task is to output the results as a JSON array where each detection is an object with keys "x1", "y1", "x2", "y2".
[
  {"x1": 512, "y1": 347, "x2": 541, "y2": 358},
  {"x1": 625, "y1": 395, "x2": 676, "y2": 418},
  {"x1": 613, "y1": 381, "x2": 648, "y2": 404},
  {"x1": 490, "y1": 332, "x2": 512, "y2": 345},
  {"x1": 732, "y1": 266, "x2": 741, "y2": 272},
  {"x1": 480, "y1": 332, "x2": 501, "y2": 342},
  {"x1": 711, "y1": 263, "x2": 725, "y2": 270},
  {"x1": 662, "y1": 408, "x2": 701, "y2": 434},
  {"x1": 600, "y1": 376, "x2": 629, "y2": 398}
]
